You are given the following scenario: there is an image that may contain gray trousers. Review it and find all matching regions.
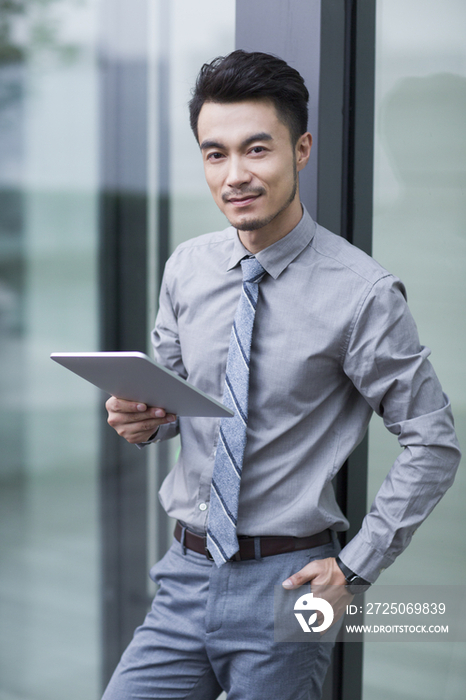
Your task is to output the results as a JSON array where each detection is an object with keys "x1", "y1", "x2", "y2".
[{"x1": 102, "y1": 535, "x2": 340, "y2": 700}]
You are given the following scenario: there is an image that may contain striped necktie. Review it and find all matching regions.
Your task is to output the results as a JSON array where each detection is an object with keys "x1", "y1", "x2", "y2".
[{"x1": 207, "y1": 256, "x2": 266, "y2": 566}]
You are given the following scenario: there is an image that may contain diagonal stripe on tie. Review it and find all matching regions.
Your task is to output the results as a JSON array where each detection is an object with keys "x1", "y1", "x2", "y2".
[
  {"x1": 211, "y1": 478, "x2": 237, "y2": 525},
  {"x1": 243, "y1": 285, "x2": 257, "y2": 311},
  {"x1": 218, "y1": 427, "x2": 242, "y2": 478},
  {"x1": 207, "y1": 256, "x2": 266, "y2": 566},
  {"x1": 232, "y1": 323, "x2": 249, "y2": 368},
  {"x1": 224, "y1": 375, "x2": 247, "y2": 425}
]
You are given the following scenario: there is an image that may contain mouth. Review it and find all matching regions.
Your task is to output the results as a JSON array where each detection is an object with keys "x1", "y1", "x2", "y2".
[{"x1": 225, "y1": 193, "x2": 262, "y2": 208}]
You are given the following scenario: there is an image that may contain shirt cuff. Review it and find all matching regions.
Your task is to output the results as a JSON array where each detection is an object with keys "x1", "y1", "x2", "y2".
[
  {"x1": 136, "y1": 429, "x2": 160, "y2": 449},
  {"x1": 338, "y1": 531, "x2": 396, "y2": 584},
  {"x1": 135, "y1": 418, "x2": 179, "y2": 449}
]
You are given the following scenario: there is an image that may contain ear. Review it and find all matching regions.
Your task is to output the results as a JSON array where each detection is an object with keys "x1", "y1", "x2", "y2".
[{"x1": 296, "y1": 132, "x2": 312, "y2": 172}]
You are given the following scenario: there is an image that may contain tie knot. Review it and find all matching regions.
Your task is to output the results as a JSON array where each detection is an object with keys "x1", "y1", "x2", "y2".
[{"x1": 240, "y1": 256, "x2": 266, "y2": 284}]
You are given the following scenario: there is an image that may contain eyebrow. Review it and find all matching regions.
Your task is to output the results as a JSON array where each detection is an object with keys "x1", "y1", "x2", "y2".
[{"x1": 200, "y1": 132, "x2": 273, "y2": 151}]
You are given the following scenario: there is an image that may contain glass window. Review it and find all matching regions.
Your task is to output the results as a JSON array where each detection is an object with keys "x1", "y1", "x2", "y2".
[
  {"x1": 364, "y1": 1, "x2": 466, "y2": 697},
  {"x1": 0, "y1": 1, "x2": 100, "y2": 698}
]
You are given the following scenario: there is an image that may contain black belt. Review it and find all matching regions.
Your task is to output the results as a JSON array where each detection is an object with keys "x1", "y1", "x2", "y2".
[{"x1": 174, "y1": 521, "x2": 332, "y2": 561}]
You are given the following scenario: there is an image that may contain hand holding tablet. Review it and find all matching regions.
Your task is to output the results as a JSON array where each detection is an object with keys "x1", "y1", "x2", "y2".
[{"x1": 104, "y1": 395, "x2": 177, "y2": 444}]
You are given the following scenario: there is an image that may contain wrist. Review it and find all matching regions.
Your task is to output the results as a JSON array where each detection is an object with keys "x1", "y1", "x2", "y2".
[{"x1": 335, "y1": 556, "x2": 371, "y2": 594}]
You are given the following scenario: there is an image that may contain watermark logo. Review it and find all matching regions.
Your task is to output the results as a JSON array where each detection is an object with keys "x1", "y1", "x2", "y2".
[
  {"x1": 275, "y1": 585, "x2": 466, "y2": 643},
  {"x1": 293, "y1": 592, "x2": 334, "y2": 633}
]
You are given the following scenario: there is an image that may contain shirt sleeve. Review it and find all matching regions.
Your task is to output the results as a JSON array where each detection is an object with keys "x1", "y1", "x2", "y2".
[{"x1": 339, "y1": 274, "x2": 461, "y2": 583}]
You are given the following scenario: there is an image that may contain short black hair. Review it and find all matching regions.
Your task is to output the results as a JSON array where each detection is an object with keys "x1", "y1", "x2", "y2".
[{"x1": 189, "y1": 50, "x2": 309, "y2": 145}]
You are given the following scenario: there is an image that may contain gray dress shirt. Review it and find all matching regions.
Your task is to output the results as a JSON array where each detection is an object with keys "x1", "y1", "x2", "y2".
[{"x1": 149, "y1": 207, "x2": 461, "y2": 583}]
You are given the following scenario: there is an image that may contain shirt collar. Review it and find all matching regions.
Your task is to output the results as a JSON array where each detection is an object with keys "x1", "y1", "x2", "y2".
[{"x1": 226, "y1": 206, "x2": 316, "y2": 280}]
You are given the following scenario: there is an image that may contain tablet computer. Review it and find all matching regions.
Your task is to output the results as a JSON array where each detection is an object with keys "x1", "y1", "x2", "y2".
[{"x1": 50, "y1": 351, "x2": 234, "y2": 418}]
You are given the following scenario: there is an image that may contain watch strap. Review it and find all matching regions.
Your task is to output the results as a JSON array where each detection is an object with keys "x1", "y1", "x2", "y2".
[{"x1": 335, "y1": 555, "x2": 371, "y2": 591}]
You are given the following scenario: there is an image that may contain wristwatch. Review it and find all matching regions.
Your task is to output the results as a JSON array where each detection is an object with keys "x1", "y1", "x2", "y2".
[{"x1": 335, "y1": 556, "x2": 371, "y2": 594}]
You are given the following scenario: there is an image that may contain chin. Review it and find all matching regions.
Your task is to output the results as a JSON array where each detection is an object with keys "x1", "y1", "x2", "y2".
[
  {"x1": 226, "y1": 209, "x2": 276, "y2": 232},
  {"x1": 233, "y1": 217, "x2": 270, "y2": 231}
]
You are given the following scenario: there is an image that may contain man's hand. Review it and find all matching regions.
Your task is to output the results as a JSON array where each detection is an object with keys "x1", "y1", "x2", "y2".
[
  {"x1": 106, "y1": 396, "x2": 177, "y2": 444},
  {"x1": 282, "y1": 557, "x2": 353, "y2": 628}
]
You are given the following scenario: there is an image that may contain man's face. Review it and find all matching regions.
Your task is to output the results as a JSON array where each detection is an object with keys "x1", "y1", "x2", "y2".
[{"x1": 197, "y1": 99, "x2": 311, "y2": 249}]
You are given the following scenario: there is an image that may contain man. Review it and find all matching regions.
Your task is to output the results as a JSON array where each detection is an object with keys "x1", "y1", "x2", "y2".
[{"x1": 103, "y1": 51, "x2": 461, "y2": 699}]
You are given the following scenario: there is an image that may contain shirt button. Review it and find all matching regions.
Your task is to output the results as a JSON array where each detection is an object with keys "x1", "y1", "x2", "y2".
[{"x1": 199, "y1": 502, "x2": 208, "y2": 511}]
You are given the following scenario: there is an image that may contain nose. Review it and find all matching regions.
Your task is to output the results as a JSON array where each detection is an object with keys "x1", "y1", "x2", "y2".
[{"x1": 225, "y1": 155, "x2": 251, "y2": 189}]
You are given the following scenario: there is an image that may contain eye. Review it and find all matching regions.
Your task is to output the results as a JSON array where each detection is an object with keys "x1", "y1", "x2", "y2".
[
  {"x1": 250, "y1": 146, "x2": 265, "y2": 154},
  {"x1": 206, "y1": 151, "x2": 224, "y2": 161}
]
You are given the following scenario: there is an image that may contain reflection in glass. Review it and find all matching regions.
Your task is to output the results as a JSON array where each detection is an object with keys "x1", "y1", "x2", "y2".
[
  {"x1": 364, "y1": 1, "x2": 466, "y2": 698},
  {"x1": 169, "y1": 0, "x2": 236, "y2": 250},
  {"x1": 0, "y1": 1, "x2": 100, "y2": 698}
]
